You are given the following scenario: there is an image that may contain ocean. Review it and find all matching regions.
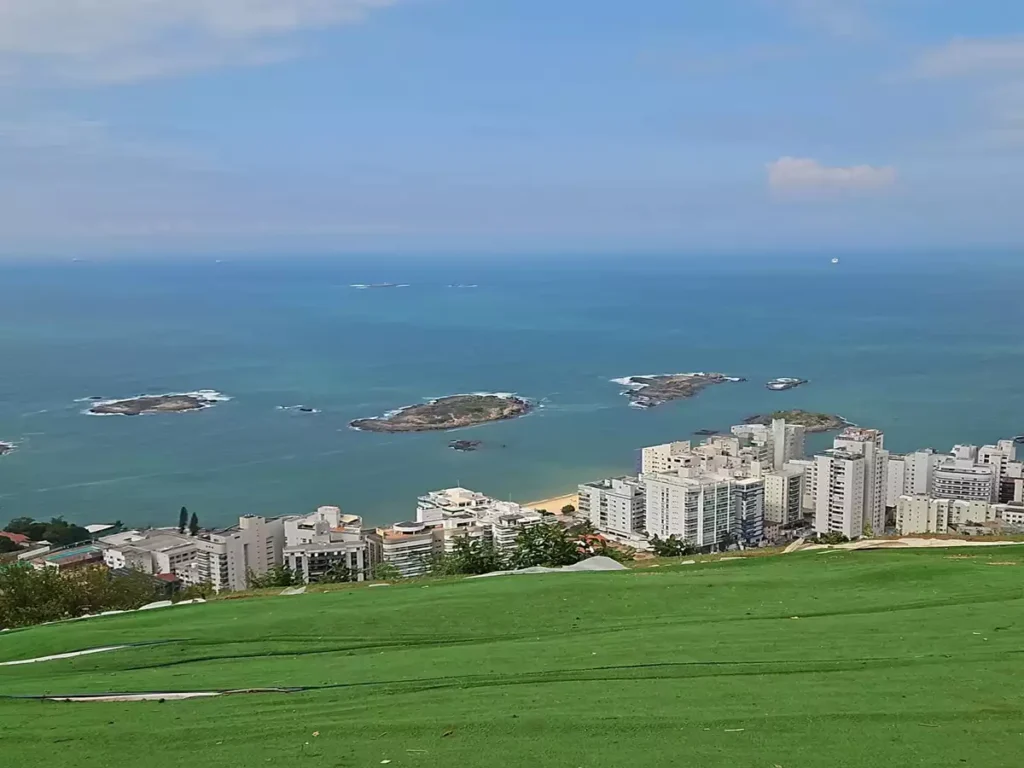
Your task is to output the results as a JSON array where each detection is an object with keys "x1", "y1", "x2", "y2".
[{"x1": 1, "y1": 253, "x2": 1022, "y2": 530}]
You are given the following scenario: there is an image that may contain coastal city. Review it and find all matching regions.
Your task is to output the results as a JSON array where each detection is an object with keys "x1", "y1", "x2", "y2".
[{"x1": 5, "y1": 411, "x2": 1024, "y2": 590}]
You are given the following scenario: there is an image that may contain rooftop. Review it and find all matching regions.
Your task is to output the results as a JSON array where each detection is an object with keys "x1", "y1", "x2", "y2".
[{"x1": 41, "y1": 544, "x2": 103, "y2": 564}]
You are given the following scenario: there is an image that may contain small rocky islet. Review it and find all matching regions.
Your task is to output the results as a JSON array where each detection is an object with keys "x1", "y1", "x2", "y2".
[
  {"x1": 86, "y1": 391, "x2": 228, "y2": 416},
  {"x1": 743, "y1": 410, "x2": 852, "y2": 433},
  {"x1": 613, "y1": 372, "x2": 746, "y2": 409},
  {"x1": 351, "y1": 394, "x2": 532, "y2": 433},
  {"x1": 449, "y1": 439, "x2": 484, "y2": 452}
]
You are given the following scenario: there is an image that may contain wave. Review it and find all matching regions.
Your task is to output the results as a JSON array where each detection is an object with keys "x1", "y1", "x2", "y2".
[
  {"x1": 0, "y1": 440, "x2": 16, "y2": 456},
  {"x1": 276, "y1": 405, "x2": 322, "y2": 414}
]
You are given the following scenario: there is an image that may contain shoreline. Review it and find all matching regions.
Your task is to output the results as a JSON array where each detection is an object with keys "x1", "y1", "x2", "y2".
[{"x1": 525, "y1": 492, "x2": 579, "y2": 513}]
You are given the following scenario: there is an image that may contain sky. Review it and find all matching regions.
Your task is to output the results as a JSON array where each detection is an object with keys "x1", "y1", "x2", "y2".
[{"x1": 1, "y1": 0, "x2": 1024, "y2": 255}]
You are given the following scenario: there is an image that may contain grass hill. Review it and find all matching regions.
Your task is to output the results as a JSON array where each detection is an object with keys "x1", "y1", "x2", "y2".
[{"x1": 3, "y1": 546, "x2": 1024, "y2": 767}]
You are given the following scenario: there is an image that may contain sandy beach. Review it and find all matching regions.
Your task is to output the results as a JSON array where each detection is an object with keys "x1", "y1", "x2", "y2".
[{"x1": 526, "y1": 493, "x2": 578, "y2": 513}]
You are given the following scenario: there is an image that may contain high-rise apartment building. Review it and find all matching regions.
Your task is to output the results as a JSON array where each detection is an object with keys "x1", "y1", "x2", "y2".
[
  {"x1": 764, "y1": 465, "x2": 805, "y2": 525},
  {"x1": 814, "y1": 448, "x2": 867, "y2": 539},
  {"x1": 578, "y1": 477, "x2": 646, "y2": 536},
  {"x1": 831, "y1": 427, "x2": 887, "y2": 535},
  {"x1": 643, "y1": 469, "x2": 737, "y2": 549},
  {"x1": 731, "y1": 477, "x2": 765, "y2": 545}
]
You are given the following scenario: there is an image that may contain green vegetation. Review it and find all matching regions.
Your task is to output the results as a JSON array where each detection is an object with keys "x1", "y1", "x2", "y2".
[
  {"x1": 650, "y1": 534, "x2": 696, "y2": 557},
  {"x1": 744, "y1": 410, "x2": 849, "y2": 432},
  {"x1": 0, "y1": 563, "x2": 162, "y2": 628},
  {"x1": 188, "y1": 511, "x2": 200, "y2": 537},
  {"x1": 3, "y1": 546, "x2": 1023, "y2": 767},
  {"x1": 428, "y1": 522, "x2": 630, "y2": 577},
  {"x1": 178, "y1": 507, "x2": 188, "y2": 534},
  {"x1": 4, "y1": 516, "x2": 90, "y2": 547}
]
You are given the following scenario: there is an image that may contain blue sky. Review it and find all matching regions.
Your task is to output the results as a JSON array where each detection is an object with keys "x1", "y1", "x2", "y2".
[{"x1": 1, "y1": 0, "x2": 1023, "y2": 254}]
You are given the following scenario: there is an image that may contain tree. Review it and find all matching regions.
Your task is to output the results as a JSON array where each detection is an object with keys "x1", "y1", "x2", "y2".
[
  {"x1": 247, "y1": 565, "x2": 299, "y2": 589},
  {"x1": 430, "y1": 536, "x2": 506, "y2": 576},
  {"x1": 0, "y1": 563, "x2": 160, "y2": 629},
  {"x1": 0, "y1": 537, "x2": 20, "y2": 554},
  {"x1": 819, "y1": 531, "x2": 850, "y2": 545},
  {"x1": 719, "y1": 530, "x2": 737, "y2": 551},
  {"x1": 511, "y1": 523, "x2": 582, "y2": 569},
  {"x1": 178, "y1": 507, "x2": 189, "y2": 534},
  {"x1": 4, "y1": 517, "x2": 47, "y2": 542},
  {"x1": 6, "y1": 517, "x2": 89, "y2": 547},
  {"x1": 561, "y1": 504, "x2": 577, "y2": 515},
  {"x1": 319, "y1": 562, "x2": 354, "y2": 584},
  {"x1": 650, "y1": 535, "x2": 695, "y2": 558},
  {"x1": 372, "y1": 561, "x2": 402, "y2": 581},
  {"x1": 568, "y1": 519, "x2": 595, "y2": 536},
  {"x1": 188, "y1": 512, "x2": 200, "y2": 536}
]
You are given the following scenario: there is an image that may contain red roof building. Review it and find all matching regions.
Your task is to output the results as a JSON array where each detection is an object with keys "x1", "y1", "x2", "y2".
[{"x1": 0, "y1": 531, "x2": 29, "y2": 546}]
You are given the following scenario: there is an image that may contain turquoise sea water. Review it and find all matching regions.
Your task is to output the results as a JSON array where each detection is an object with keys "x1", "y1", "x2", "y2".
[{"x1": 1, "y1": 254, "x2": 1022, "y2": 529}]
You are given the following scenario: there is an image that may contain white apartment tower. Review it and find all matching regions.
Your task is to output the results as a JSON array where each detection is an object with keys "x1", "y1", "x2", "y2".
[
  {"x1": 578, "y1": 477, "x2": 646, "y2": 536},
  {"x1": 814, "y1": 448, "x2": 867, "y2": 539},
  {"x1": 885, "y1": 456, "x2": 906, "y2": 508},
  {"x1": 765, "y1": 465, "x2": 805, "y2": 526},
  {"x1": 641, "y1": 442, "x2": 692, "y2": 475},
  {"x1": 903, "y1": 449, "x2": 940, "y2": 495},
  {"x1": 772, "y1": 419, "x2": 807, "y2": 470},
  {"x1": 643, "y1": 470, "x2": 737, "y2": 549},
  {"x1": 933, "y1": 445, "x2": 997, "y2": 503},
  {"x1": 831, "y1": 427, "x2": 887, "y2": 535}
]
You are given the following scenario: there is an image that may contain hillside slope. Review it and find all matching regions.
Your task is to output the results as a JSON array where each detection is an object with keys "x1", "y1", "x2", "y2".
[{"x1": 2, "y1": 548, "x2": 1023, "y2": 767}]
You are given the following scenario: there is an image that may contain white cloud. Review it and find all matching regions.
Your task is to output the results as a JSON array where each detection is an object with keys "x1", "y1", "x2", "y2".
[
  {"x1": 0, "y1": 0, "x2": 397, "y2": 84},
  {"x1": 908, "y1": 38, "x2": 1024, "y2": 149},
  {"x1": 767, "y1": 156, "x2": 897, "y2": 192},
  {"x1": 911, "y1": 37, "x2": 1024, "y2": 79},
  {"x1": 773, "y1": 0, "x2": 875, "y2": 40}
]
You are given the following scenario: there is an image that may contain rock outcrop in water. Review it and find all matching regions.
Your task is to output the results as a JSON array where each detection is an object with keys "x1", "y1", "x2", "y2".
[
  {"x1": 351, "y1": 394, "x2": 531, "y2": 433},
  {"x1": 87, "y1": 391, "x2": 228, "y2": 416},
  {"x1": 613, "y1": 372, "x2": 745, "y2": 409},
  {"x1": 743, "y1": 410, "x2": 851, "y2": 433}
]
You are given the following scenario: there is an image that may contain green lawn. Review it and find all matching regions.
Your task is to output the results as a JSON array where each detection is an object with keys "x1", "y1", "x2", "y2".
[{"x1": 2, "y1": 547, "x2": 1023, "y2": 767}]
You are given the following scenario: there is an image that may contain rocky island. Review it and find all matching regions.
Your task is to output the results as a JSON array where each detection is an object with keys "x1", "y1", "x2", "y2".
[
  {"x1": 351, "y1": 394, "x2": 532, "y2": 433},
  {"x1": 743, "y1": 410, "x2": 852, "y2": 433},
  {"x1": 613, "y1": 372, "x2": 745, "y2": 409},
  {"x1": 0, "y1": 440, "x2": 15, "y2": 457},
  {"x1": 766, "y1": 377, "x2": 809, "y2": 391},
  {"x1": 87, "y1": 390, "x2": 229, "y2": 417},
  {"x1": 449, "y1": 439, "x2": 484, "y2": 452}
]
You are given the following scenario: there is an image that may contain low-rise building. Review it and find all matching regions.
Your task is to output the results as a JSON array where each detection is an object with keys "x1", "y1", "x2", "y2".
[
  {"x1": 896, "y1": 495, "x2": 992, "y2": 534},
  {"x1": 99, "y1": 530, "x2": 199, "y2": 583},
  {"x1": 992, "y1": 502, "x2": 1024, "y2": 527},
  {"x1": 416, "y1": 487, "x2": 492, "y2": 523},
  {"x1": 933, "y1": 447, "x2": 997, "y2": 503},
  {"x1": 31, "y1": 544, "x2": 105, "y2": 572}
]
